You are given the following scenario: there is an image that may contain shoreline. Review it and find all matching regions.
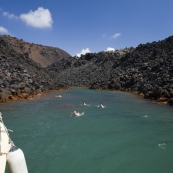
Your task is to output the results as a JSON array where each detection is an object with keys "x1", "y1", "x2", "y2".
[
  {"x1": 88, "y1": 87, "x2": 172, "y2": 106},
  {"x1": 0, "y1": 88, "x2": 69, "y2": 103},
  {"x1": 0, "y1": 87, "x2": 171, "y2": 106}
]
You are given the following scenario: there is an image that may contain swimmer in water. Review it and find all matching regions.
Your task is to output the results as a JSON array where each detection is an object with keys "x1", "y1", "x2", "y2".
[
  {"x1": 73, "y1": 110, "x2": 80, "y2": 116},
  {"x1": 55, "y1": 95, "x2": 62, "y2": 98},
  {"x1": 82, "y1": 102, "x2": 90, "y2": 106},
  {"x1": 100, "y1": 103, "x2": 104, "y2": 108},
  {"x1": 73, "y1": 111, "x2": 84, "y2": 117}
]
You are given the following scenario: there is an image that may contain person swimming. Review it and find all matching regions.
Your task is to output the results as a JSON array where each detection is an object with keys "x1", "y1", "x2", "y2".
[
  {"x1": 73, "y1": 111, "x2": 84, "y2": 117},
  {"x1": 100, "y1": 103, "x2": 105, "y2": 108},
  {"x1": 55, "y1": 95, "x2": 62, "y2": 98},
  {"x1": 83, "y1": 102, "x2": 90, "y2": 106},
  {"x1": 73, "y1": 110, "x2": 80, "y2": 116}
]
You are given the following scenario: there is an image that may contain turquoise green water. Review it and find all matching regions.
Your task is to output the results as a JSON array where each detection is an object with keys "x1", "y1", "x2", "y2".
[{"x1": 1, "y1": 87, "x2": 173, "y2": 173}]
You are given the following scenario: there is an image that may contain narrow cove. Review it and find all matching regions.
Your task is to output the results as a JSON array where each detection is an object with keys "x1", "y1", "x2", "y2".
[{"x1": 1, "y1": 87, "x2": 173, "y2": 173}]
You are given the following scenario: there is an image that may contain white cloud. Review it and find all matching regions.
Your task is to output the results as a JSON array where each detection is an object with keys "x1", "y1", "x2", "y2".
[
  {"x1": 20, "y1": 7, "x2": 53, "y2": 28},
  {"x1": 3, "y1": 11, "x2": 18, "y2": 19},
  {"x1": 111, "y1": 33, "x2": 121, "y2": 39},
  {"x1": 0, "y1": 26, "x2": 9, "y2": 34},
  {"x1": 1, "y1": 7, "x2": 53, "y2": 29},
  {"x1": 102, "y1": 34, "x2": 106, "y2": 37},
  {"x1": 76, "y1": 48, "x2": 90, "y2": 57},
  {"x1": 105, "y1": 47, "x2": 115, "y2": 52}
]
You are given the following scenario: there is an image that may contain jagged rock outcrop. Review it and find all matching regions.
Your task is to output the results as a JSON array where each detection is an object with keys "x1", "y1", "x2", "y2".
[
  {"x1": 47, "y1": 36, "x2": 173, "y2": 105},
  {"x1": 1, "y1": 34, "x2": 173, "y2": 105},
  {"x1": 47, "y1": 48, "x2": 134, "y2": 87},
  {"x1": 0, "y1": 35, "x2": 69, "y2": 102}
]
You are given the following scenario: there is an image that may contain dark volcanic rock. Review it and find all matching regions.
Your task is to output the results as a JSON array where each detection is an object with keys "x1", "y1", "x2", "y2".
[
  {"x1": 47, "y1": 36, "x2": 173, "y2": 105},
  {"x1": 2, "y1": 34, "x2": 173, "y2": 106},
  {"x1": 0, "y1": 35, "x2": 71, "y2": 67},
  {"x1": 0, "y1": 35, "x2": 69, "y2": 102}
]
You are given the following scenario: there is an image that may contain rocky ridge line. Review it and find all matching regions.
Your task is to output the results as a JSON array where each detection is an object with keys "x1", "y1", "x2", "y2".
[
  {"x1": 0, "y1": 35, "x2": 69, "y2": 102},
  {"x1": 0, "y1": 35, "x2": 71, "y2": 67},
  {"x1": 47, "y1": 36, "x2": 173, "y2": 105}
]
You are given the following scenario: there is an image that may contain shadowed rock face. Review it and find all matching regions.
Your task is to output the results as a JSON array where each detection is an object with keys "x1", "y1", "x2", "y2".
[
  {"x1": 0, "y1": 35, "x2": 70, "y2": 102},
  {"x1": 0, "y1": 35, "x2": 71, "y2": 67},
  {"x1": 1, "y1": 34, "x2": 173, "y2": 105},
  {"x1": 47, "y1": 36, "x2": 173, "y2": 105}
]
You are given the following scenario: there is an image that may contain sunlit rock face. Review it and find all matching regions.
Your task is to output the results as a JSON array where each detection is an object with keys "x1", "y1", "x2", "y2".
[{"x1": 0, "y1": 35, "x2": 70, "y2": 102}]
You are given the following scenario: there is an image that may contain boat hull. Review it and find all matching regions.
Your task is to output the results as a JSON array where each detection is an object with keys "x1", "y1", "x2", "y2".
[{"x1": 7, "y1": 148, "x2": 28, "y2": 173}]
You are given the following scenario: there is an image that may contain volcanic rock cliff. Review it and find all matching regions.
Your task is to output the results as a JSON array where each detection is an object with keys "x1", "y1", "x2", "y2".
[
  {"x1": 0, "y1": 35, "x2": 71, "y2": 102},
  {"x1": 0, "y1": 35, "x2": 71, "y2": 67},
  {"x1": 1, "y1": 34, "x2": 173, "y2": 105},
  {"x1": 47, "y1": 36, "x2": 173, "y2": 105}
]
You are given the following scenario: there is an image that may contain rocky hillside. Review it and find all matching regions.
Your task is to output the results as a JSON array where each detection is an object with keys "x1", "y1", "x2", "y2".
[
  {"x1": 0, "y1": 35, "x2": 71, "y2": 67},
  {"x1": 0, "y1": 35, "x2": 70, "y2": 102},
  {"x1": 47, "y1": 47, "x2": 135, "y2": 86},
  {"x1": 47, "y1": 36, "x2": 173, "y2": 105},
  {"x1": 1, "y1": 34, "x2": 173, "y2": 105}
]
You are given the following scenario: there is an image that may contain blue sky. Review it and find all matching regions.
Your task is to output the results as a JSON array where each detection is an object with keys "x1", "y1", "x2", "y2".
[{"x1": 0, "y1": 0, "x2": 173, "y2": 56}]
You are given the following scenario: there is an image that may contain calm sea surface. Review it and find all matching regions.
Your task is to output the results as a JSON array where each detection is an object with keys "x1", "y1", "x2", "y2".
[{"x1": 1, "y1": 87, "x2": 173, "y2": 173}]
